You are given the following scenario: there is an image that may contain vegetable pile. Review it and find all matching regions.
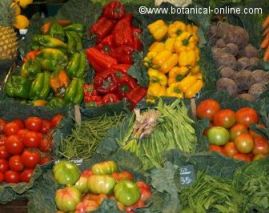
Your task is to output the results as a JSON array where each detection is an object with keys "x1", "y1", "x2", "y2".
[
  {"x1": 85, "y1": 1, "x2": 146, "y2": 108},
  {"x1": 53, "y1": 160, "x2": 151, "y2": 213},
  {"x1": 5, "y1": 20, "x2": 86, "y2": 108},
  {"x1": 209, "y1": 22, "x2": 269, "y2": 101},
  {"x1": 197, "y1": 98, "x2": 269, "y2": 162},
  {"x1": 0, "y1": 114, "x2": 62, "y2": 183},
  {"x1": 145, "y1": 20, "x2": 204, "y2": 102}
]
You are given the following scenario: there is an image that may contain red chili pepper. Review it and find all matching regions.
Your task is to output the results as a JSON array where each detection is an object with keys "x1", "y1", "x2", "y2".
[
  {"x1": 111, "y1": 64, "x2": 131, "y2": 73},
  {"x1": 96, "y1": 35, "x2": 114, "y2": 54},
  {"x1": 90, "y1": 17, "x2": 115, "y2": 41},
  {"x1": 84, "y1": 95, "x2": 103, "y2": 106},
  {"x1": 86, "y1": 47, "x2": 117, "y2": 72},
  {"x1": 113, "y1": 71, "x2": 138, "y2": 98},
  {"x1": 132, "y1": 28, "x2": 142, "y2": 51},
  {"x1": 23, "y1": 50, "x2": 41, "y2": 62},
  {"x1": 102, "y1": 93, "x2": 120, "y2": 104},
  {"x1": 102, "y1": 0, "x2": 125, "y2": 20},
  {"x1": 126, "y1": 86, "x2": 147, "y2": 108},
  {"x1": 110, "y1": 45, "x2": 134, "y2": 64},
  {"x1": 94, "y1": 70, "x2": 118, "y2": 94},
  {"x1": 112, "y1": 14, "x2": 134, "y2": 47},
  {"x1": 83, "y1": 84, "x2": 97, "y2": 96}
]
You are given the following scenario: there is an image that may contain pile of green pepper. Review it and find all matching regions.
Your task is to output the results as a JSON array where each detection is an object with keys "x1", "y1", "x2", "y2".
[{"x1": 5, "y1": 20, "x2": 87, "y2": 108}]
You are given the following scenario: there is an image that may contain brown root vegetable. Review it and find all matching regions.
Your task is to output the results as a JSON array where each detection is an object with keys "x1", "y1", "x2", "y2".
[
  {"x1": 223, "y1": 43, "x2": 239, "y2": 56},
  {"x1": 215, "y1": 52, "x2": 237, "y2": 69},
  {"x1": 252, "y1": 70, "x2": 269, "y2": 83},
  {"x1": 249, "y1": 83, "x2": 268, "y2": 98},
  {"x1": 248, "y1": 57, "x2": 259, "y2": 69},
  {"x1": 242, "y1": 44, "x2": 259, "y2": 58},
  {"x1": 212, "y1": 47, "x2": 225, "y2": 59},
  {"x1": 237, "y1": 57, "x2": 251, "y2": 70},
  {"x1": 234, "y1": 70, "x2": 256, "y2": 91},
  {"x1": 219, "y1": 67, "x2": 236, "y2": 78},
  {"x1": 237, "y1": 93, "x2": 256, "y2": 102},
  {"x1": 215, "y1": 39, "x2": 226, "y2": 48},
  {"x1": 208, "y1": 24, "x2": 218, "y2": 38},
  {"x1": 216, "y1": 78, "x2": 238, "y2": 96},
  {"x1": 216, "y1": 22, "x2": 233, "y2": 38}
]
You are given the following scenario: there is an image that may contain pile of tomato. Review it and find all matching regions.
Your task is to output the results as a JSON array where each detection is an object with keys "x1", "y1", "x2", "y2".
[
  {"x1": 0, "y1": 114, "x2": 63, "y2": 183},
  {"x1": 197, "y1": 99, "x2": 269, "y2": 162}
]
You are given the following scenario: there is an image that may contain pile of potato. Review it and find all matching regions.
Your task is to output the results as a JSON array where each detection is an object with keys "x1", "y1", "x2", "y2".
[{"x1": 208, "y1": 22, "x2": 269, "y2": 102}]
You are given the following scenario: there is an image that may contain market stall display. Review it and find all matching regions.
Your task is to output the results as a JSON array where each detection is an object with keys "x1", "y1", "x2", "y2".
[{"x1": 0, "y1": 0, "x2": 269, "y2": 212}]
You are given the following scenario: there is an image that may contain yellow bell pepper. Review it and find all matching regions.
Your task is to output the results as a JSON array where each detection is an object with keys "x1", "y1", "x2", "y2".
[
  {"x1": 195, "y1": 72, "x2": 203, "y2": 80},
  {"x1": 147, "y1": 83, "x2": 166, "y2": 98},
  {"x1": 168, "y1": 66, "x2": 190, "y2": 85},
  {"x1": 160, "y1": 53, "x2": 178, "y2": 74},
  {"x1": 194, "y1": 47, "x2": 200, "y2": 61},
  {"x1": 168, "y1": 21, "x2": 186, "y2": 38},
  {"x1": 144, "y1": 51, "x2": 158, "y2": 67},
  {"x1": 191, "y1": 65, "x2": 201, "y2": 74},
  {"x1": 152, "y1": 50, "x2": 172, "y2": 68},
  {"x1": 178, "y1": 74, "x2": 198, "y2": 93},
  {"x1": 184, "y1": 80, "x2": 204, "y2": 98},
  {"x1": 174, "y1": 32, "x2": 197, "y2": 53},
  {"x1": 148, "y1": 20, "x2": 168, "y2": 41},
  {"x1": 149, "y1": 42, "x2": 165, "y2": 52},
  {"x1": 165, "y1": 37, "x2": 176, "y2": 52},
  {"x1": 148, "y1": 68, "x2": 167, "y2": 86},
  {"x1": 178, "y1": 49, "x2": 198, "y2": 67},
  {"x1": 186, "y1": 24, "x2": 198, "y2": 34},
  {"x1": 166, "y1": 83, "x2": 183, "y2": 98}
]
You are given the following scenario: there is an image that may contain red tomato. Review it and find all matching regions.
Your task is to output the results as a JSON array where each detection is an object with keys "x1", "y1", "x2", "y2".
[
  {"x1": 112, "y1": 171, "x2": 133, "y2": 181},
  {"x1": 253, "y1": 137, "x2": 269, "y2": 155},
  {"x1": 235, "y1": 107, "x2": 259, "y2": 127},
  {"x1": 0, "y1": 119, "x2": 6, "y2": 133},
  {"x1": 223, "y1": 142, "x2": 238, "y2": 157},
  {"x1": 40, "y1": 119, "x2": 51, "y2": 134},
  {"x1": 197, "y1": 99, "x2": 221, "y2": 120},
  {"x1": 21, "y1": 150, "x2": 40, "y2": 168},
  {"x1": 50, "y1": 114, "x2": 63, "y2": 128},
  {"x1": 0, "y1": 172, "x2": 4, "y2": 182},
  {"x1": 20, "y1": 169, "x2": 33, "y2": 182},
  {"x1": 3, "y1": 121, "x2": 22, "y2": 136},
  {"x1": 5, "y1": 135, "x2": 24, "y2": 155},
  {"x1": 13, "y1": 119, "x2": 24, "y2": 129},
  {"x1": 25, "y1": 117, "x2": 42, "y2": 132},
  {"x1": 136, "y1": 181, "x2": 152, "y2": 202},
  {"x1": 213, "y1": 109, "x2": 236, "y2": 128},
  {"x1": 209, "y1": 145, "x2": 224, "y2": 155},
  {"x1": 9, "y1": 155, "x2": 24, "y2": 172},
  {"x1": 249, "y1": 130, "x2": 261, "y2": 138},
  {"x1": 23, "y1": 131, "x2": 42, "y2": 148},
  {"x1": 5, "y1": 170, "x2": 20, "y2": 183},
  {"x1": 0, "y1": 159, "x2": 9, "y2": 173},
  {"x1": 234, "y1": 133, "x2": 254, "y2": 154},
  {"x1": 0, "y1": 145, "x2": 9, "y2": 159},
  {"x1": 0, "y1": 135, "x2": 6, "y2": 146},
  {"x1": 233, "y1": 153, "x2": 252, "y2": 162},
  {"x1": 39, "y1": 155, "x2": 52, "y2": 165},
  {"x1": 126, "y1": 200, "x2": 145, "y2": 213},
  {"x1": 229, "y1": 124, "x2": 248, "y2": 140},
  {"x1": 39, "y1": 136, "x2": 52, "y2": 152},
  {"x1": 17, "y1": 129, "x2": 28, "y2": 140}
]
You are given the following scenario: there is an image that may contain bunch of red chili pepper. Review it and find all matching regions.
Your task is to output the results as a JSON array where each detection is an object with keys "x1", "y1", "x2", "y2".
[{"x1": 85, "y1": 0, "x2": 146, "y2": 108}]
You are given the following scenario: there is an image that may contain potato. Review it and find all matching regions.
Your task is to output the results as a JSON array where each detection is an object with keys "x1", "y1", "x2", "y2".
[
  {"x1": 248, "y1": 57, "x2": 259, "y2": 69},
  {"x1": 223, "y1": 43, "x2": 239, "y2": 56},
  {"x1": 234, "y1": 70, "x2": 255, "y2": 91},
  {"x1": 215, "y1": 52, "x2": 237, "y2": 69},
  {"x1": 222, "y1": 25, "x2": 249, "y2": 48},
  {"x1": 242, "y1": 44, "x2": 259, "y2": 58},
  {"x1": 216, "y1": 78, "x2": 238, "y2": 96},
  {"x1": 252, "y1": 70, "x2": 269, "y2": 83},
  {"x1": 249, "y1": 83, "x2": 267, "y2": 98},
  {"x1": 237, "y1": 57, "x2": 251, "y2": 70},
  {"x1": 219, "y1": 67, "x2": 236, "y2": 78},
  {"x1": 215, "y1": 39, "x2": 226, "y2": 48},
  {"x1": 237, "y1": 93, "x2": 256, "y2": 102}
]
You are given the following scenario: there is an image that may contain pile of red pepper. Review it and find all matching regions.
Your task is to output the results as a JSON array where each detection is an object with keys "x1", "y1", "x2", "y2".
[{"x1": 85, "y1": 0, "x2": 146, "y2": 108}]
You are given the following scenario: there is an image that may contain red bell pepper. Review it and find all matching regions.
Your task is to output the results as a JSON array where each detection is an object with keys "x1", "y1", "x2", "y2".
[
  {"x1": 102, "y1": 93, "x2": 120, "y2": 104},
  {"x1": 84, "y1": 95, "x2": 103, "y2": 106},
  {"x1": 112, "y1": 14, "x2": 134, "y2": 47},
  {"x1": 102, "y1": 1, "x2": 125, "y2": 20},
  {"x1": 113, "y1": 71, "x2": 137, "y2": 98},
  {"x1": 83, "y1": 84, "x2": 97, "y2": 96},
  {"x1": 90, "y1": 17, "x2": 115, "y2": 41},
  {"x1": 110, "y1": 45, "x2": 134, "y2": 64},
  {"x1": 86, "y1": 47, "x2": 117, "y2": 72},
  {"x1": 94, "y1": 70, "x2": 118, "y2": 94},
  {"x1": 126, "y1": 86, "x2": 147, "y2": 108},
  {"x1": 132, "y1": 28, "x2": 142, "y2": 50},
  {"x1": 111, "y1": 64, "x2": 131, "y2": 73},
  {"x1": 96, "y1": 35, "x2": 114, "y2": 54}
]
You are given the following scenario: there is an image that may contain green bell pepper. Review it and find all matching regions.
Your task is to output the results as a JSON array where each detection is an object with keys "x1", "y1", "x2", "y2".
[
  {"x1": 64, "y1": 23, "x2": 85, "y2": 33},
  {"x1": 29, "y1": 72, "x2": 51, "y2": 100},
  {"x1": 67, "y1": 51, "x2": 86, "y2": 78},
  {"x1": 66, "y1": 31, "x2": 77, "y2": 54},
  {"x1": 64, "y1": 78, "x2": 84, "y2": 104},
  {"x1": 49, "y1": 22, "x2": 65, "y2": 41},
  {"x1": 5, "y1": 75, "x2": 31, "y2": 99},
  {"x1": 33, "y1": 35, "x2": 67, "y2": 49},
  {"x1": 48, "y1": 97, "x2": 66, "y2": 108},
  {"x1": 21, "y1": 59, "x2": 41, "y2": 78}
]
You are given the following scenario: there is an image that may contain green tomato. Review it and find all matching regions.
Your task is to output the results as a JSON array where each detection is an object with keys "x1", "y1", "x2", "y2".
[
  {"x1": 53, "y1": 160, "x2": 80, "y2": 185},
  {"x1": 207, "y1": 126, "x2": 230, "y2": 145},
  {"x1": 114, "y1": 180, "x2": 141, "y2": 206},
  {"x1": 74, "y1": 175, "x2": 88, "y2": 193},
  {"x1": 92, "y1": 161, "x2": 118, "y2": 175},
  {"x1": 55, "y1": 186, "x2": 81, "y2": 212},
  {"x1": 87, "y1": 175, "x2": 116, "y2": 194}
]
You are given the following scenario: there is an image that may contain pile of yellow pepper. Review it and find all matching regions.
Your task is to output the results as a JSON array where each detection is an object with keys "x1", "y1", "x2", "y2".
[{"x1": 144, "y1": 19, "x2": 204, "y2": 102}]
